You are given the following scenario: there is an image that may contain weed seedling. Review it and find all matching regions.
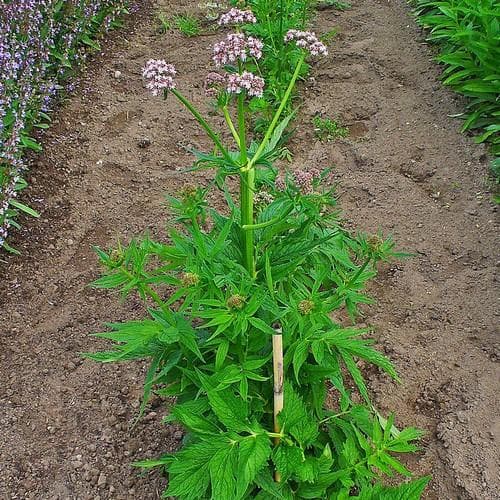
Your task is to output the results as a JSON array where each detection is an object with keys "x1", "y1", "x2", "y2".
[
  {"x1": 313, "y1": 114, "x2": 349, "y2": 141},
  {"x1": 321, "y1": 28, "x2": 339, "y2": 44},
  {"x1": 174, "y1": 14, "x2": 201, "y2": 37},
  {"x1": 156, "y1": 12, "x2": 171, "y2": 34}
]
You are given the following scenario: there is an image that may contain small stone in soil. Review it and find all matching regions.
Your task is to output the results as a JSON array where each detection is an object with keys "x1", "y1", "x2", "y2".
[
  {"x1": 137, "y1": 137, "x2": 151, "y2": 148},
  {"x1": 97, "y1": 473, "x2": 107, "y2": 487}
]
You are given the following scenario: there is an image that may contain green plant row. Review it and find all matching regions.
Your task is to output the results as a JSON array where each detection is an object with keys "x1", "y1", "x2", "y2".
[
  {"x1": 410, "y1": 0, "x2": 500, "y2": 156},
  {"x1": 0, "y1": 0, "x2": 131, "y2": 253}
]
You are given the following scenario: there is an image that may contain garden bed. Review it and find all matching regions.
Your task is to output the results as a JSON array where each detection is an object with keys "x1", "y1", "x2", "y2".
[{"x1": 0, "y1": 0, "x2": 498, "y2": 499}]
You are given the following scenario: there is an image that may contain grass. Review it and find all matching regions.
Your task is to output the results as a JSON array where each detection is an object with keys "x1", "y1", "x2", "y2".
[
  {"x1": 174, "y1": 14, "x2": 201, "y2": 37},
  {"x1": 313, "y1": 115, "x2": 349, "y2": 141},
  {"x1": 155, "y1": 12, "x2": 171, "y2": 34}
]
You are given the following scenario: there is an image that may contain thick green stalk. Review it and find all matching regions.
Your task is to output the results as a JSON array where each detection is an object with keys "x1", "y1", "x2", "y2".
[
  {"x1": 171, "y1": 89, "x2": 233, "y2": 165},
  {"x1": 241, "y1": 166, "x2": 255, "y2": 275},
  {"x1": 248, "y1": 54, "x2": 305, "y2": 169},
  {"x1": 238, "y1": 92, "x2": 255, "y2": 275},
  {"x1": 238, "y1": 93, "x2": 247, "y2": 165}
]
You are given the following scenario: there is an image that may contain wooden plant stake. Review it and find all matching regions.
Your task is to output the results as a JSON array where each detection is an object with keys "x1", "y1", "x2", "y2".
[{"x1": 272, "y1": 331, "x2": 284, "y2": 482}]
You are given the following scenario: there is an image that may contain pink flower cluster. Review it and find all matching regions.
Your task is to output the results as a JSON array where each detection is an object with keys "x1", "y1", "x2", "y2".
[
  {"x1": 275, "y1": 168, "x2": 321, "y2": 194},
  {"x1": 218, "y1": 8, "x2": 256, "y2": 26},
  {"x1": 142, "y1": 59, "x2": 176, "y2": 96},
  {"x1": 294, "y1": 168, "x2": 321, "y2": 194},
  {"x1": 213, "y1": 33, "x2": 263, "y2": 67},
  {"x1": 284, "y1": 30, "x2": 328, "y2": 57},
  {"x1": 227, "y1": 71, "x2": 264, "y2": 97},
  {"x1": 204, "y1": 72, "x2": 226, "y2": 97}
]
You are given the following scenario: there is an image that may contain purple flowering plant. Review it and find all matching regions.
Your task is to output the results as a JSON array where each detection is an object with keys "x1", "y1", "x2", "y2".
[
  {"x1": 0, "y1": 0, "x2": 130, "y2": 253},
  {"x1": 87, "y1": 6, "x2": 429, "y2": 499}
]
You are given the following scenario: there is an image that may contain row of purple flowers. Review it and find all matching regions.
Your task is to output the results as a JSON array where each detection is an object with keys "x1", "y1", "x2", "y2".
[{"x1": 0, "y1": 0, "x2": 131, "y2": 252}]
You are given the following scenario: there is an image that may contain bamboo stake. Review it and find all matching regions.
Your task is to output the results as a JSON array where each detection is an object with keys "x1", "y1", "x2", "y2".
[{"x1": 272, "y1": 331, "x2": 284, "y2": 483}]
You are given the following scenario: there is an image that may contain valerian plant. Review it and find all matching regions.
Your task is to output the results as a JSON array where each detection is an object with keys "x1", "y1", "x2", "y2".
[{"x1": 85, "y1": 8, "x2": 430, "y2": 499}]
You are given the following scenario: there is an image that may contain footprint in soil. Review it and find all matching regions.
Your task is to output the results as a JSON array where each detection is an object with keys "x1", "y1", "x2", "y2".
[{"x1": 103, "y1": 109, "x2": 144, "y2": 137}]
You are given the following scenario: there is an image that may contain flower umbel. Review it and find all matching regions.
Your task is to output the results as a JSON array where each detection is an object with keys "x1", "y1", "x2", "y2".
[
  {"x1": 298, "y1": 299, "x2": 315, "y2": 315},
  {"x1": 142, "y1": 59, "x2": 176, "y2": 96},
  {"x1": 204, "y1": 72, "x2": 226, "y2": 97},
  {"x1": 218, "y1": 8, "x2": 257, "y2": 26},
  {"x1": 254, "y1": 191, "x2": 274, "y2": 206},
  {"x1": 294, "y1": 168, "x2": 321, "y2": 195},
  {"x1": 227, "y1": 71, "x2": 265, "y2": 97},
  {"x1": 213, "y1": 33, "x2": 263, "y2": 67},
  {"x1": 284, "y1": 30, "x2": 328, "y2": 57}
]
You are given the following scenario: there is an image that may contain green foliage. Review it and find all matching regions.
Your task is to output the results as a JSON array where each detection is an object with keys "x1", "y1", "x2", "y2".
[
  {"x1": 174, "y1": 13, "x2": 202, "y2": 37},
  {"x1": 1, "y1": 1, "x2": 130, "y2": 252},
  {"x1": 86, "y1": 3, "x2": 428, "y2": 497},
  {"x1": 86, "y1": 174, "x2": 426, "y2": 497},
  {"x1": 411, "y1": 0, "x2": 500, "y2": 154},
  {"x1": 313, "y1": 115, "x2": 349, "y2": 141}
]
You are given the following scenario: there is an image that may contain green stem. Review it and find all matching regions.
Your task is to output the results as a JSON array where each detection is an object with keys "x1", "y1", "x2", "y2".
[
  {"x1": 144, "y1": 286, "x2": 169, "y2": 312},
  {"x1": 238, "y1": 93, "x2": 247, "y2": 165},
  {"x1": 122, "y1": 267, "x2": 170, "y2": 315},
  {"x1": 319, "y1": 410, "x2": 351, "y2": 425},
  {"x1": 266, "y1": 14, "x2": 277, "y2": 51},
  {"x1": 242, "y1": 205, "x2": 294, "y2": 231},
  {"x1": 248, "y1": 54, "x2": 305, "y2": 168},
  {"x1": 266, "y1": 431, "x2": 284, "y2": 439},
  {"x1": 241, "y1": 166, "x2": 255, "y2": 275},
  {"x1": 172, "y1": 89, "x2": 233, "y2": 165},
  {"x1": 223, "y1": 106, "x2": 240, "y2": 147},
  {"x1": 237, "y1": 92, "x2": 255, "y2": 276},
  {"x1": 347, "y1": 257, "x2": 371, "y2": 287}
]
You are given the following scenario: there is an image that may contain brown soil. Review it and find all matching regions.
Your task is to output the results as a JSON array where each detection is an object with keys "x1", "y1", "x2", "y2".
[{"x1": 1, "y1": 1, "x2": 498, "y2": 499}]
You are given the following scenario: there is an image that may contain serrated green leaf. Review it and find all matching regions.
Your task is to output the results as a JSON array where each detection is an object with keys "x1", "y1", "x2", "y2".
[
  {"x1": 209, "y1": 441, "x2": 238, "y2": 499},
  {"x1": 236, "y1": 434, "x2": 272, "y2": 498},
  {"x1": 206, "y1": 387, "x2": 249, "y2": 431},
  {"x1": 164, "y1": 442, "x2": 214, "y2": 499},
  {"x1": 293, "y1": 340, "x2": 309, "y2": 383},
  {"x1": 171, "y1": 403, "x2": 218, "y2": 435},
  {"x1": 248, "y1": 316, "x2": 276, "y2": 335},
  {"x1": 278, "y1": 382, "x2": 319, "y2": 447},
  {"x1": 176, "y1": 315, "x2": 205, "y2": 361},
  {"x1": 311, "y1": 340, "x2": 325, "y2": 364},
  {"x1": 91, "y1": 272, "x2": 129, "y2": 289},
  {"x1": 134, "y1": 354, "x2": 162, "y2": 424},
  {"x1": 272, "y1": 443, "x2": 303, "y2": 481}
]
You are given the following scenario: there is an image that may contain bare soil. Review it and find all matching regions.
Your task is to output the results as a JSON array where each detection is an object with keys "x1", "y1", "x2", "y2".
[{"x1": 1, "y1": 1, "x2": 498, "y2": 499}]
